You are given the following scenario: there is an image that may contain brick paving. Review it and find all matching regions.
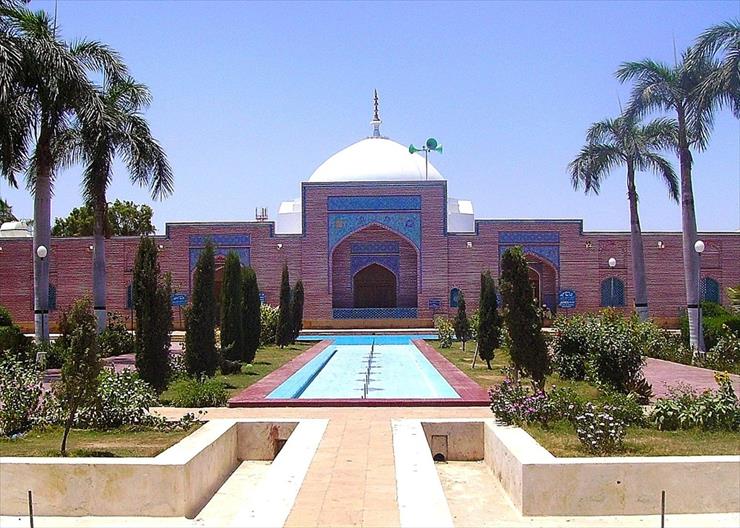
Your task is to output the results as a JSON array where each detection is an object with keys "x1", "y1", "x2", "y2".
[{"x1": 643, "y1": 357, "x2": 740, "y2": 400}]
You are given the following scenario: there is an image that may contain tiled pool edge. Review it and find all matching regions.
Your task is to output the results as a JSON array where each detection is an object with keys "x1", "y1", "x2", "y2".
[{"x1": 228, "y1": 338, "x2": 489, "y2": 407}]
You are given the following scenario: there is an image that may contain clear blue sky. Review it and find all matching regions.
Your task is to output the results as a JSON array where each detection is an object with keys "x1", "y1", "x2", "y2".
[{"x1": 2, "y1": 0, "x2": 739, "y2": 233}]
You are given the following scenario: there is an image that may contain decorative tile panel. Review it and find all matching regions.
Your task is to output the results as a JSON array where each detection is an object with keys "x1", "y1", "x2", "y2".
[
  {"x1": 328, "y1": 195, "x2": 421, "y2": 211},
  {"x1": 329, "y1": 212, "x2": 421, "y2": 250},
  {"x1": 498, "y1": 245, "x2": 560, "y2": 270},
  {"x1": 189, "y1": 234, "x2": 251, "y2": 247},
  {"x1": 332, "y1": 307, "x2": 418, "y2": 319},
  {"x1": 499, "y1": 231, "x2": 559, "y2": 244},
  {"x1": 189, "y1": 248, "x2": 250, "y2": 271},
  {"x1": 351, "y1": 255, "x2": 400, "y2": 278},
  {"x1": 351, "y1": 241, "x2": 400, "y2": 255}
]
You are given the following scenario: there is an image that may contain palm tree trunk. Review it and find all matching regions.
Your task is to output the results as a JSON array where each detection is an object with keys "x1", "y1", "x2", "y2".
[
  {"x1": 626, "y1": 164, "x2": 649, "y2": 321},
  {"x1": 33, "y1": 132, "x2": 52, "y2": 343},
  {"x1": 93, "y1": 195, "x2": 107, "y2": 333},
  {"x1": 677, "y1": 113, "x2": 705, "y2": 353}
]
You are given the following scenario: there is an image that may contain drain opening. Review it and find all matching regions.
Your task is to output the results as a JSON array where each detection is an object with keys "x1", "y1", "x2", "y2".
[
  {"x1": 433, "y1": 453, "x2": 447, "y2": 463},
  {"x1": 274, "y1": 438, "x2": 287, "y2": 457}
]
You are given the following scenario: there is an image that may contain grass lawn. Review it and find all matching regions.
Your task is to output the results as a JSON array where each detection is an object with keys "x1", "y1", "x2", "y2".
[
  {"x1": 160, "y1": 342, "x2": 311, "y2": 402},
  {"x1": 0, "y1": 425, "x2": 200, "y2": 457},
  {"x1": 524, "y1": 420, "x2": 740, "y2": 457},
  {"x1": 429, "y1": 339, "x2": 602, "y2": 401}
]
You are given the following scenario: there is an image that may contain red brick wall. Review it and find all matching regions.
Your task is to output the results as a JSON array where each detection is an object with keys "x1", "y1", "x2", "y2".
[{"x1": 1, "y1": 183, "x2": 738, "y2": 330}]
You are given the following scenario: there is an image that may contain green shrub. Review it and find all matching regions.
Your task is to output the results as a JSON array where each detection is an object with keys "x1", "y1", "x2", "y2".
[
  {"x1": 0, "y1": 357, "x2": 43, "y2": 436},
  {"x1": 99, "y1": 312, "x2": 134, "y2": 358},
  {"x1": 680, "y1": 302, "x2": 740, "y2": 351},
  {"x1": 650, "y1": 374, "x2": 739, "y2": 431},
  {"x1": 290, "y1": 279, "x2": 305, "y2": 344},
  {"x1": 434, "y1": 316, "x2": 454, "y2": 348},
  {"x1": 574, "y1": 403, "x2": 626, "y2": 455},
  {"x1": 551, "y1": 314, "x2": 592, "y2": 380},
  {"x1": 168, "y1": 377, "x2": 228, "y2": 407},
  {"x1": 0, "y1": 324, "x2": 34, "y2": 363},
  {"x1": 704, "y1": 327, "x2": 740, "y2": 373},
  {"x1": 478, "y1": 271, "x2": 503, "y2": 369},
  {"x1": 0, "y1": 305, "x2": 12, "y2": 326},
  {"x1": 488, "y1": 375, "x2": 555, "y2": 426},
  {"x1": 550, "y1": 311, "x2": 652, "y2": 401},
  {"x1": 78, "y1": 369, "x2": 158, "y2": 428},
  {"x1": 219, "y1": 357, "x2": 242, "y2": 375},
  {"x1": 259, "y1": 304, "x2": 279, "y2": 346},
  {"x1": 599, "y1": 391, "x2": 647, "y2": 427}
]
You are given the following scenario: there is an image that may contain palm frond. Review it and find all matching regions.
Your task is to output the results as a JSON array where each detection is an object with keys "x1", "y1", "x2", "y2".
[{"x1": 639, "y1": 152, "x2": 679, "y2": 202}]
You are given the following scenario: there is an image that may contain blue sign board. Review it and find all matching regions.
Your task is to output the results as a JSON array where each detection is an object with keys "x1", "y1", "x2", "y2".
[
  {"x1": 171, "y1": 293, "x2": 188, "y2": 307},
  {"x1": 558, "y1": 289, "x2": 576, "y2": 309},
  {"x1": 428, "y1": 298, "x2": 441, "y2": 310},
  {"x1": 259, "y1": 292, "x2": 267, "y2": 304}
]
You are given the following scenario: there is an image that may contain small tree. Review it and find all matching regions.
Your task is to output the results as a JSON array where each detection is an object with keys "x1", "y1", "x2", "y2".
[
  {"x1": 133, "y1": 237, "x2": 172, "y2": 392},
  {"x1": 290, "y1": 280, "x2": 305, "y2": 343},
  {"x1": 186, "y1": 240, "x2": 218, "y2": 376},
  {"x1": 57, "y1": 298, "x2": 101, "y2": 455},
  {"x1": 275, "y1": 263, "x2": 292, "y2": 348},
  {"x1": 220, "y1": 252, "x2": 243, "y2": 361},
  {"x1": 478, "y1": 271, "x2": 502, "y2": 369},
  {"x1": 500, "y1": 246, "x2": 549, "y2": 389},
  {"x1": 241, "y1": 267, "x2": 261, "y2": 363},
  {"x1": 454, "y1": 291, "x2": 471, "y2": 351}
]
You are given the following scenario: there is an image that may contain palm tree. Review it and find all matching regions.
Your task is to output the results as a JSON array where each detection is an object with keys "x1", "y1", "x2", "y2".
[
  {"x1": 76, "y1": 77, "x2": 173, "y2": 332},
  {"x1": 0, "y1": 4, "x2": 125, "y2": 341},
  {"x1": 0, "y1": 197, "x2": 17, "y2": 223},
  {"x1": 569, "y1": 116, "x2": 678, "y2": 321},
  {"x1": 616, "y1": 53, "x2": 718, "y2": 351},
  {"x1": 692, "y1": 20, "x2": 740, "y2": 118}
]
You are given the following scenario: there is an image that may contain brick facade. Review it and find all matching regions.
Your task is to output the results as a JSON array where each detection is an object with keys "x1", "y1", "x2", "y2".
[{"x1": 1, "y1": 180, "x2": 738, "y2": 330}]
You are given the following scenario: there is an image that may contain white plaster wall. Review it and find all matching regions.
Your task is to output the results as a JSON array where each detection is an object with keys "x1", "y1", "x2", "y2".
[
  {"x1": 420, "y1": 419, "x2": 484, "y2": 461},
  {"x1": 236, "y1": 421, "x2": 298, "y2": 460}
]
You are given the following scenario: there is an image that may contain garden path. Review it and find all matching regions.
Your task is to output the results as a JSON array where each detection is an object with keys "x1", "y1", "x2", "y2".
[{"x1": 643, "y1": 358, "x2": 740, "y2": 400}]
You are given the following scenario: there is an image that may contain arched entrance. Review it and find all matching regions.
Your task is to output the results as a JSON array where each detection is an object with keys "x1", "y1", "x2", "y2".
[
  {"x1": 528, "y1": 267, "x2": 541, "y2": 304},
  {"x1": 353, "y1": 264, "x2": 397, "y2": 308}
]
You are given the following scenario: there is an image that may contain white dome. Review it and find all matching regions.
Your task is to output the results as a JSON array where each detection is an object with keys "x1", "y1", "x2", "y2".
[{"x1": 308, "y1": 137, "x2": 443, "y2": 183}]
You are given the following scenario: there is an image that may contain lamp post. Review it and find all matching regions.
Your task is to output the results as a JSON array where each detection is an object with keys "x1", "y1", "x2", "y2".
[
  {"x1": 608, "y1": 257, "x2": 616, "y2": 307},
  {"x1": 694, "y1": 240, "x2": 706, "y2": 355},
  {"x1": 35, "y1": 245, "x2": 48, "y2": 359},
  {"x1": 409, "y1": 138, "x2": 443, "y2": 180}
]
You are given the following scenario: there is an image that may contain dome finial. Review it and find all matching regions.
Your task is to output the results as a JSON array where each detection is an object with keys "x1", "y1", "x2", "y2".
[{"x1": 370, "y1": 89, "x2": 382, "y2": 137}]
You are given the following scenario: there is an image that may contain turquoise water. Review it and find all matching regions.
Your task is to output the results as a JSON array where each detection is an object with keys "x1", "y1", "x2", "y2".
[{"x1": 268, "y1": 335, "x2": 459, "y2": 399}]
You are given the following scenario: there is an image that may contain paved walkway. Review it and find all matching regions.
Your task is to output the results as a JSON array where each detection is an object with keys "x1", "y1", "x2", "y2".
[{"x1": 643, "y1": 357, "x2": 740, "y2": 399}]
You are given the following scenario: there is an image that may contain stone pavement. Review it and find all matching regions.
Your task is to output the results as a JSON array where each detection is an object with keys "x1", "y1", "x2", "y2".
[{"x1": 643, "y1": 357, "x2": 740, "y2": 399}]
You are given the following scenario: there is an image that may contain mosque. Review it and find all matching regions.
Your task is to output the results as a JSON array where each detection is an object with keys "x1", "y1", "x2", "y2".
[{"x1": 0, "y1": 97, "x2": 738, "y2": 330}]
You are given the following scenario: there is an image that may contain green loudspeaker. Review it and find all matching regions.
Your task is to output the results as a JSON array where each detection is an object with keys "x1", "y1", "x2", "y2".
[
  {"x1": 426, "y1": 138, "x2": 443, "y2": 153},
  {"x1": 409, "y1": 144, "x2": 421, "y2": 154}
]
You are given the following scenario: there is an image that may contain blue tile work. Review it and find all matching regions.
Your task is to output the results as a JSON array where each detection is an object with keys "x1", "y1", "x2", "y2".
[
  {"x1": 188, "y1": 233, "x2": 251, "y2": 281},
  {"x1": 189, "y1": 247, "x2": 250, "y2": 272},
  {"x1": 498, "y1": 231, "x2": 560, "y2": 270},
  {"x1": 498, "y1": 245, "x2": 560, "y2": 270},
  {"x1": 327, "y1": 195, "x2": 421, "y2": 211},
  {"x1": 499, "y1": 231, "x2": 559, "y2": 244},
  {"x1": 350, "y1": 255, "x2": 400, "y2": 278},
  {"x1": 189, "y1": 234, "x2": 251, "y2": 247},
  {"x1": 333, "y1": 307, "x2": 418, "y2": 319},
  {"x1": 351, "y1": 241, "x2": 400, "y2": 255},
  {"x1": 329, "y1": 212, "x2": 421, "y2": 251}
]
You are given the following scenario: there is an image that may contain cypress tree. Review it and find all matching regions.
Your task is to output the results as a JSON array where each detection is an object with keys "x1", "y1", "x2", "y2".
[
  {"x1": 275, "y1": 263, "x2": 292, "y2": 348},
  {"x1": 133, "y1": 237, "x2": 172, "y2": 392},
  {"x1": 220, "y1": 252, "x2": 243, "y2": 361},
  {"x1": 58, "y1": 298, "x2": 101, "y2": 455},
  {"x1": 241, "y1": 266, "x2": 261, "y2": 363},
  {"x1": 290, "y1": 280, "x2": 305, "y2": 343},
  {"x1": 185, "y1": 240, "x2": 218, "y2": 376},
  {"x1": 454, "y1": 291, "x2": 471, "y2": 351},
  {"x1": 500, "y1": 246, "x2": 549, "y2": 389},
  {"x1": 478, "y1": 271, "x2": 502, "y2": 369}
]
